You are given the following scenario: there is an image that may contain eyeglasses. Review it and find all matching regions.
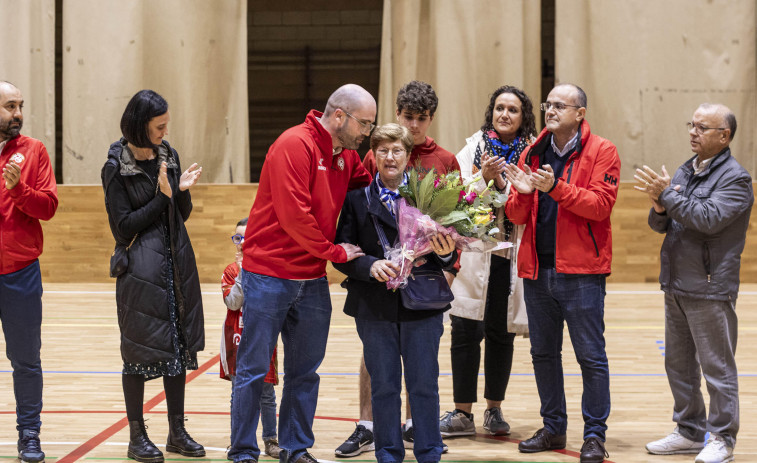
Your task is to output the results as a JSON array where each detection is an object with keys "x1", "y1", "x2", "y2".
[
  {"x1": 686, "y1": 122, "x2": 726, "y2": 135},
  {"x1": 375, "y1": 147, "x2": 407, "y2": 158},
  {"x1": 540, "y1": 102, "x2": 582, "y2": 112},
  {"x1": 231, "y1": 234, "x2": 244, "y2": 245},
  {"x1": 342, "y1": 109, "x2": 376, "y2": 135}
]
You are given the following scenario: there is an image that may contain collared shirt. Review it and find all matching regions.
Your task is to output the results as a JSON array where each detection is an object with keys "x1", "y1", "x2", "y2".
[
  {"x1": 692, "y1": 156, "x2": 713, "y2": 175},
  {"x1": 550, "y1": 131, "x2": 580, "y2": 157}
]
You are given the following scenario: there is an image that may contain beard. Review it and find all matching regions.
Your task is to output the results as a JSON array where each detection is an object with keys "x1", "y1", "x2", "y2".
[
  {"x1": 0, "y1": 117, "x2": 22, "y2": 140},
  {"x1": 335, "y1": 120, "x2": 363, "y2": 150}
]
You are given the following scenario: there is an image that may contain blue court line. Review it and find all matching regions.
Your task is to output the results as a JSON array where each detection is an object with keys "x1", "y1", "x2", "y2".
[{"x1": 3, "y1": 370, "x2": 757, "y2": 377}]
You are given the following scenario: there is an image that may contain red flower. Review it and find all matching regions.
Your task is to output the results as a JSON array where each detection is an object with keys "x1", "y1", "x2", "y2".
[{"x1": 465, "y1": 191, "x2": 477, "y2": 204}]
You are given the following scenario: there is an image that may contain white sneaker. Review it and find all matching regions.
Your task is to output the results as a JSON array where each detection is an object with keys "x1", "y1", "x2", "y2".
[
  {"x1": 695, "y1": 435, "x2": 734, "y2": 463},
  {"x1": 645, "y1": 429, "x2": 704, "y2": 455}
]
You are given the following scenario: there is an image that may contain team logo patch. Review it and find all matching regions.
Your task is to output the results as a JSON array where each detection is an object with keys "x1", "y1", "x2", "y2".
[
  {"x1": 318, "y1": 158, "x2": 328, "y2": 171},
  {"x1": 337, "y1": 157, "x2": 345, "y2": 171},
  {"x1": 10, "y1": 153, "x2": 24, "y2": 164},
  {"x1": 604, "y1": 173, "x2": 617, "y2": 185}
]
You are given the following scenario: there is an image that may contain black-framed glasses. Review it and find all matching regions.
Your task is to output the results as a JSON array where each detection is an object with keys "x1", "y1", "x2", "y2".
[
  {"x1": 540, "y1": 102, "x2": 582, "y2": 112},
  {"x1": 231, "y1": 234, "x2": 244, "y2": 245},
  {"x1": 686, "y1": 122, "x2": 726, "y2": 135},
  {"x1": 342, "y1": 109, "x2": 376, "y2": 134}
]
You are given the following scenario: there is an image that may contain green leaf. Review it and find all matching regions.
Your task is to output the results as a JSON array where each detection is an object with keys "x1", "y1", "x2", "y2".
[
  {"x1": 438, "y1": 210, "x2": 471, "y2": 226},
  {"x1": 399, "y1": 184, "x2": 416, "y2": 207},
  {"x1": 426, "y1": 188, "x2": 462, "y2": 219},
  {"x1": 415, "y1": 168, "x2": 436, "y2": 211}
]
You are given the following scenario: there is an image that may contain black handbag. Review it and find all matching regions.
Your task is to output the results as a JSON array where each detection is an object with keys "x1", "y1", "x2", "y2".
[
  {"x1": 365, "y1": 186, "x2": 454, "y2": 310},
  {"x1": 110, "y1": 233, "x2": 138, "y2": 278}
]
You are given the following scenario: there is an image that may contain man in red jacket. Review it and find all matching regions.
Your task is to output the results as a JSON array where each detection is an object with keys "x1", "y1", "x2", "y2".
[
  {"x1": 504, "y1": 83, "x2": 619, "y2": 463},
  {"x1": 229, "y1": 84, "x2": 374, "y2": 463},
  {"x1": 0, "y1": 81, "x2": 58, "y2": 463}
]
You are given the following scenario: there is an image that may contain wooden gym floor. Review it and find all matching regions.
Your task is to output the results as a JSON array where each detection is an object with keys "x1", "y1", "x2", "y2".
[{"x1": 1, "y1": 282, "x2": 756, "y2": 463}]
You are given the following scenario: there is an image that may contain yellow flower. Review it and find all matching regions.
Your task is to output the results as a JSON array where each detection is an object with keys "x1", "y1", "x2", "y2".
[{"x1": 473, "y1": 213, "x2": 491, "y2": 226}]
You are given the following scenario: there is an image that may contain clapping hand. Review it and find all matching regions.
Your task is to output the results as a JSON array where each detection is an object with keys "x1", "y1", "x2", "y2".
[
  {"x1": 179, "y1": 163, "x2": 202, "y2": 191},
  {"x1": 481, "y1": 152, "x2": 507, "y2": 189},
  {"x1": 158, "y1": 162, "x2": 172, "y2": 198},
  {"x1": 634, "y1": 165, "x2": 677, "y2": 212},
  {"x1": 2, "y1": 161, "x2": 21, "y2": 190},
  {"x1": 503, "y1": 163, "x2": 534, "y2": 194},
  {"x1": 531, "y1": 165, "x2": 556, "y2": 192}
]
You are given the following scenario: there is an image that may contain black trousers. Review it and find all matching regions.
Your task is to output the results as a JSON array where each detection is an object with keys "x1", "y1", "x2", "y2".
[{"x1": 450, "y1": 255, "x2": 515, "y2": 404}]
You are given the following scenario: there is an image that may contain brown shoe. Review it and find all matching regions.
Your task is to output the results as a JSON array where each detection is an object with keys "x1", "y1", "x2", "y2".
[
  {"x1": 518, "y1": 428, "x2": 567, "y2": 453},
  {"x1": 580, "y1": 437, "x2": 608, "y2": 463},
  {"x1": 264, "y1": 438, "x2": 282, "y2": 459}
]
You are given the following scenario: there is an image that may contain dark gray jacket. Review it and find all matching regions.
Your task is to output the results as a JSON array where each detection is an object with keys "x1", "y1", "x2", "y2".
[
  {"x1": 649, "y1": 148, "x2": 753, "y2": 301},
  {"x1": 102, "y1": 139, "x2": 205, "y2": 364}
]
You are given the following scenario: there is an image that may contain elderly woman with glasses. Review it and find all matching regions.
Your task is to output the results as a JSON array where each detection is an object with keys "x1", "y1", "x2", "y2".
[{"x1": 334, "y1": 123, "x2": 455, "y2": 463}]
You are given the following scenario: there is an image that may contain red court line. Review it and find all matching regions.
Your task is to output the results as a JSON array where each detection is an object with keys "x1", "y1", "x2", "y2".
[{"x1": 55, "y1": 355, "x2": 220, "y2": 463}]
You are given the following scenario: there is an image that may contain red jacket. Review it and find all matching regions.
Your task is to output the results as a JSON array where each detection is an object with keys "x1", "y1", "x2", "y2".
[
  {"x1": 243, "y1": 110, "x2": 372, "y2": 279},
  {"x1": 0, "y1": 135, "x2": 58, "y2": 274},
  {"x1": 220, "y1": 263, "x2": 278, "y2": 383},
  {"x1": 505, "y1": 120, "x2": 620, "y2": 279},
  {"x1": 362, "y1": 136, "x2": 460, "y2": 177}
]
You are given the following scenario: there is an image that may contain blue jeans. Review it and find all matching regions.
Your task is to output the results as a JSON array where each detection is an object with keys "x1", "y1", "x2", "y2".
[
  {"x1": 231, "y1": 376, "x2": 277, "y2": 441},
  {"x1": 356, "y1": 314, "x2": 444, "y2": 463},
  {"x1": 230, "y1": 271, "x2": 331, "y2": 463},
  {"x1": 0, "y1": 261, "x2": 43, "y2": 435},
  {"x1": 523, "y1": 269, "x2": 610, "y2": 440}
]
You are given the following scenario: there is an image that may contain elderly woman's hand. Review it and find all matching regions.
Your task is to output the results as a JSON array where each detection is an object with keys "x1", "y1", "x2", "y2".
[
  {"x1": 370, "y1": 259, "x2": 400, "y2": 282},
  {"x1": 429, "y1": 233, "x2": 455, "y2": 256}
]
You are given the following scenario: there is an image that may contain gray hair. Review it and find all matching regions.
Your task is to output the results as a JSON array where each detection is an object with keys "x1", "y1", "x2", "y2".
[{"x1": 698, "y1": 103, "x2": 737, "y2": 140}]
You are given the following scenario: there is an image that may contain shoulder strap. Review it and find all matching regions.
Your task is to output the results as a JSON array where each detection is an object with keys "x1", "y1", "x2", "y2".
[{"x1": 364, "y1": 186, "x2": 392, "y2": 254}]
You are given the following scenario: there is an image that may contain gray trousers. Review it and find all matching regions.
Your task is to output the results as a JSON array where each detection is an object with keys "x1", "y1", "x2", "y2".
[{"x1": 664, "y1": 292, "x2": 739, "y2": 448}]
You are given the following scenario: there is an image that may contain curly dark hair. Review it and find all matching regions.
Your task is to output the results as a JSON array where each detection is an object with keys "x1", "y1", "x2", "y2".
[
  {"x1": 480, "y1": 85, "x2": 536, "y2": 140},
  {"x1": 396, "y1": 80, "x2": 439, "y2": 116}
]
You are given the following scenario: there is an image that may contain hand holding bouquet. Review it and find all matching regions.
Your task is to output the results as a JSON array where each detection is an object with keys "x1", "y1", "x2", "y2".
[{"x1": 382, "y1": 167, "x2": 512, "y2": 289}]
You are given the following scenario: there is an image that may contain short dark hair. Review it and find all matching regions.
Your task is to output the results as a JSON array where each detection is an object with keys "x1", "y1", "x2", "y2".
[
  {"x1": 236, "y1": 218, "x2": 248, "y2": 228},
  {"x1": 481, "y1": 85, "x2": 537, "y2": 139},
  {"x1": 396, "y1": 81, "x2": 439, "y2": 117},
  {"x1": 120, "y1": 90, "x2": 169, "y2": 148}
]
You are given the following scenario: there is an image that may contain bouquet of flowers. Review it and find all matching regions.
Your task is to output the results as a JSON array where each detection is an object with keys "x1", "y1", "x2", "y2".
[{"x1": 382, "y1": 167, "x2": 512, "y2": 289}]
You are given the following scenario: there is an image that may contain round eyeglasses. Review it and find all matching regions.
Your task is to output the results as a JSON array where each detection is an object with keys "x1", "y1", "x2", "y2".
[{"x1": 231, "y1": 234, "x2": 244, "y2": 245}]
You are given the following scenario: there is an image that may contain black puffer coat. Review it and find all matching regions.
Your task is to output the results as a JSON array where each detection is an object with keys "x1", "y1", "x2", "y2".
[{"x1": 101, "y1": 139, "x2": 204, "y2": 364}]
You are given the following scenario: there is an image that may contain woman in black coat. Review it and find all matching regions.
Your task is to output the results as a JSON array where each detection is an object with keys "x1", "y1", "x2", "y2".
[
  {"x1": 101, "y1": 90, "x2": 205, "y2": 463},
  {"x1": 334, "y1": 123, "x2": 456, "y2": 463}
]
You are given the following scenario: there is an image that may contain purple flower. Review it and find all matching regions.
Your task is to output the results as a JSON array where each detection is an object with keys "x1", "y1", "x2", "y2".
[
  {"x1": 434, "y1": 177, "x2": 441, "y2": 188},
  {"x1": 465, "y1": 191, "x2": 477, "y2": 204},
  {"x1": 459, "y1": 190, "x2": 466, "y2": 202}
]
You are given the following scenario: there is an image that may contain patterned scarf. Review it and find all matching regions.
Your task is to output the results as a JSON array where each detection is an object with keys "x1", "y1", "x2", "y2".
[
  {"x1": 473, "y1": 129, "x2": 529, "y2": 170},
  {"x1": 376, "y1": 173, "x2": 407, "y2": 218}
]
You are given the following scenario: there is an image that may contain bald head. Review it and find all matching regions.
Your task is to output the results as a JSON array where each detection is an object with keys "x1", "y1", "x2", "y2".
[
  {"x1": 697, "y1": 103, "x2": 736, "y2": 140},
  {"x1": 323, "y1": 84, "x2": 376, "y2": 117}
]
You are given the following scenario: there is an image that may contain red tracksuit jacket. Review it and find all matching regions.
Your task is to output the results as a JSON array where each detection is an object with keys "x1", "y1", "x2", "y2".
[
  {"x1": 243, "y1": 110, "x2": 372, "y2": 279},
  {"x1": 0, "y1": 135, "x2": 58, "y2": 275}
]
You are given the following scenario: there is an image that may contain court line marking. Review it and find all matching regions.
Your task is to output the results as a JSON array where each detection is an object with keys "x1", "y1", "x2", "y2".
[{"x1": 55, "y1": 355, "x2": 220, "y2": 463}]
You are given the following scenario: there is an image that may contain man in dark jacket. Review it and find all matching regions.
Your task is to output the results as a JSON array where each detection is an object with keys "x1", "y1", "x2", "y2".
[
  {"x1": 637, "y1": 103, "x2": 751, "y2": 463},
  {"x1": 0, "y1": 81, "x2": 58, "y2": 463},
  {"x1": 504, "y1": 83, "x2": 619, "y2": 463}
]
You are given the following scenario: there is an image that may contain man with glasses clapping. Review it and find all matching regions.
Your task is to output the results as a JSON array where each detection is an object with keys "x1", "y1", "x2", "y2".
[{"x1": 504, "y1": 83, "x2": 620, "y2": 463}]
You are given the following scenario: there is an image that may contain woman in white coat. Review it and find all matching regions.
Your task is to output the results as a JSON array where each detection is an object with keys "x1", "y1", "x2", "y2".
[{"x1": 440, "y1": 85, "x2": 536, "y2": 438}]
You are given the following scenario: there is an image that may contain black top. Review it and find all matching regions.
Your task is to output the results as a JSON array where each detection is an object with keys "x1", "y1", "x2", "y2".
[
  {"x1": 334, "y1": 180, "x2": 454, "y2": 322},
  {"x1": 536, "y1": 138, "x2": 574, "y2": 269}
]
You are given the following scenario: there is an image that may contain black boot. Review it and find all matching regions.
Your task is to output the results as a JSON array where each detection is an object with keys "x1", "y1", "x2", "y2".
[
  {"x1": 127, "y1": 420, "x2": 164, "y2": 463},
  {"x1": 166, "y1": 414, "x2": 205, "y2": 457}
]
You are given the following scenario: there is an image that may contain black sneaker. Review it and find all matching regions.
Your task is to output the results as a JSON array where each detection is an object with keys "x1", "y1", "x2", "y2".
[
  {"x1": 483, "y1": 407, "x2": 511, "y2": 435},
  {"x1": 334, "y1": 424, "x2": 375, "y2": 457},
  {"x1": 18, "y1": 429, "x2": 45, "y2": 463},
  {"x1": 402, "y1": 423, "x2": 448, "y2": 453}
]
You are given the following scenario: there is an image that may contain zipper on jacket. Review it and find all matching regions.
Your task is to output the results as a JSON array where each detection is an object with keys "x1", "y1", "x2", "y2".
[
  {"x1": 566, "y1": 159, "x2": 575, "y2": 184},
  {"x1": 587, "y1": 222, "x2": 599, "y2": 257},
  {"x1": 703, "y1": 241, "x2": 711, "y2": 282}
]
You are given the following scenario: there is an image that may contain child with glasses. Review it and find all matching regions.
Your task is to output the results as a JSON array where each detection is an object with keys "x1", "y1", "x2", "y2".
[{"x1": 221, "y1": 217, "x2": 281, "y2": 459}]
